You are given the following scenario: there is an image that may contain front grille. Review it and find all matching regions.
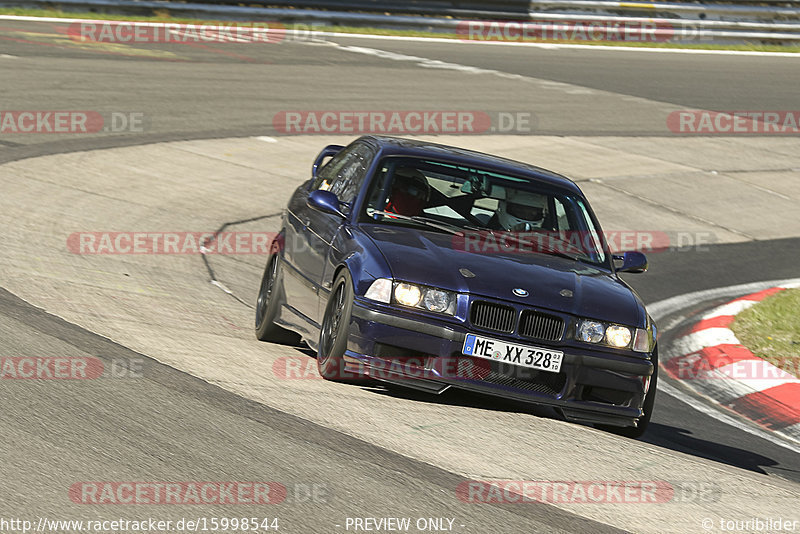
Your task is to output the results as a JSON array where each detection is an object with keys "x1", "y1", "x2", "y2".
[
  {"x1": 519, "y1": 310, "x2": 564, "y2": 342},
  {"x1": 470, "y1": 301, "x2": 515, "y2": 333}
]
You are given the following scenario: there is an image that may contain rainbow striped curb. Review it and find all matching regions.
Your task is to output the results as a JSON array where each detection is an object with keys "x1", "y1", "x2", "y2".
[{"x1": 664, "y1": 283, "x2": 800, "y2": 441}]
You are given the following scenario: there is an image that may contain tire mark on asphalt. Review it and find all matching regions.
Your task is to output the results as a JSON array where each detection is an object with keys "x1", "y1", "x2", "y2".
[{"x1": 201, "y1": 212, "x2": 283, "y2": 307}]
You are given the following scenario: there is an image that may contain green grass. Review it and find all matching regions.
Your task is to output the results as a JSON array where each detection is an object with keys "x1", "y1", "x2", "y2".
[
  {"x1": 0, "y1": 6, "x2": 206, "y2": 23},
  {"x1": 731, "y1": 289, "x2": 800, "y2": 376},
  {"x1": 1, "y1": 6, "x2": 798, "y2": 53}
]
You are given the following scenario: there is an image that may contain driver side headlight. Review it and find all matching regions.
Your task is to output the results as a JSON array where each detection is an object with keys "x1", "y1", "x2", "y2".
[
  {"x1": 576, "y1": 319, "x2": 651, "y2": 353},
  {"x1": 577, "y1": 320, "x2": 605, "y2": 344},
  {"x1": 605, "y1": 325, "x2": 632, "y2": 348}
]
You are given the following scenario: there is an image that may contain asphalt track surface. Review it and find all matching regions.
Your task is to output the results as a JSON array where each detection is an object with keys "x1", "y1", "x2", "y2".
[{"x1": 1, "y1": 18, "x2": 799, "y2": 533}]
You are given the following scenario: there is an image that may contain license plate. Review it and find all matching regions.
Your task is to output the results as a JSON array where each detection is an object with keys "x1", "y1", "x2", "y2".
[{"x1": 462, "y1": 333, "x2": 563, "y2": 373}]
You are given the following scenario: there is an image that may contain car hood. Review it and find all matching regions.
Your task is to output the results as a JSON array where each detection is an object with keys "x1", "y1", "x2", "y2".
[{"x1": 361, "y1": 224, "x2": 643, "y2": 326}]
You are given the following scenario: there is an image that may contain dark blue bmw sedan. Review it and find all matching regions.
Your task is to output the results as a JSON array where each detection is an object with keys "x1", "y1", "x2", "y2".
[{"x1": 256, "y1": 135, "x2": 658, "y2": 437}]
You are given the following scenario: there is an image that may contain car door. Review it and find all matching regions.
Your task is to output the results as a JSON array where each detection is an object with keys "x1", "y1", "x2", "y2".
[{"x1": 282, "y1": 142, "x2": 374, "y2": 325}]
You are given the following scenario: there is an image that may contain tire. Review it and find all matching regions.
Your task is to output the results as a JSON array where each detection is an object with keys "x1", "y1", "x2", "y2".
[
  {"x1": 596, "y1": 355, "x2": 658, "y2": 439},
  {"x1": 255, "y1": 255, "x2": 300, "y2": 344},
  {"x1": 317, "y1": 270, "x2": 365, "y2": 382}
]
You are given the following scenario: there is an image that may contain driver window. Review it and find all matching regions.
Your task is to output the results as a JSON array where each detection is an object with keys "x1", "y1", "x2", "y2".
[
  {"x1": 328, "y1": 143, "x2": 374, "y2": 205},
  {"x1": 312, "y1": 143, "x2": 374, "y2": 205}
]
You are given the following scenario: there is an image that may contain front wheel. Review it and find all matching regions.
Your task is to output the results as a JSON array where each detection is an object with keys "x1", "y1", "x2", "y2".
[
  {"x1": 317, "y1": 270, "x2": 364, "y2": 382},
  {"x1": 597, "y1": 357, "x2": 658, "y2": 439},
  {"x1": 255, "y1": 255, "x2": 300, "y2": 344}
]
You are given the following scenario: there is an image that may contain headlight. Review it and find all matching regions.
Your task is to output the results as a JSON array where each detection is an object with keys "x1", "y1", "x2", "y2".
[
  {"x1": 605, "y1": 325, "x2": 632, "y2": 348},
  {"x1": 576, "y1": 319, "x2": 647, "y2": 352},
  {"x1": 365, "y1": 278, "x2": 392, "y2": 303},
  {"x1": 423, "y1": 289, "x2": 451, "y2": 313},
  {"x1": 393, "y1": 282, "x2": 456, "y2": 315},
  {"x1": 577, "y1": 320, "x2": 605, "y2": 343},
  {"x1": 394, "y1": 283, "x2": 422, "y2": 307},
  {"x1": 365, "y1": 279, "x2": 457, "y2": 315}
]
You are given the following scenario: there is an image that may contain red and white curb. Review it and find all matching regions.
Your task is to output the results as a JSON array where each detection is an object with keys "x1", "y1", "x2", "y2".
[{"x1": 664, "y1": 283, "x2": 800, "y2": 441}]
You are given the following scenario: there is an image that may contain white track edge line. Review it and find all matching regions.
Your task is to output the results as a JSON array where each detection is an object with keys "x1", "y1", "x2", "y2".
[
  {"x1": 1, "y1": 14, "x2": 800, "y2": 57},
  {"x1": 658, "y1": 381, "x2": 800, "y2": 453},
  {"x1": 651, "y1": 278, "x2": 800, "y2": 452}
]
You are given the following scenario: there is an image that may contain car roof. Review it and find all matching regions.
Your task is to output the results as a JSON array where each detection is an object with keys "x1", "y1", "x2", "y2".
[{"x1": 357, "y1": 135, "x2": 582, "y2": 195}]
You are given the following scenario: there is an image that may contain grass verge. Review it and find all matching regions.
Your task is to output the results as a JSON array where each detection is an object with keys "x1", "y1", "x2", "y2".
[
  {"x1": 0, "y1": 6, "x2": 798, "y2": 53},
  {"x1": 731, "y1": 288, "x2": 800, "y2": 376}
]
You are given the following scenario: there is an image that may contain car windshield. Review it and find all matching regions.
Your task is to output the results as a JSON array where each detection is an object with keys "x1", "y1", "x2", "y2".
[{"x1": 361, "y1": 157, "x2": 608, "y2": 265}]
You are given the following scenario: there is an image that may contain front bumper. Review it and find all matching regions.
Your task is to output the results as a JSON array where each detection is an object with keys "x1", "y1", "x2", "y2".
[{"x1": 347, "y1": 301, "x2": 654, "y2": 428}]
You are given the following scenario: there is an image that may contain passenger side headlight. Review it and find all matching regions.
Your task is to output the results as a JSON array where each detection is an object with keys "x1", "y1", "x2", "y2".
[
  {"x1": 394, "y1": 283, "x2": 422, "y2": 307},
  {"x1": 364, "y1": 279, "x2": 457, "y2": 315},
  {"x1": 394, "y1": 282, "x2": 457, "y2": 315},
  {"x1": 423, "y1": 289, "x2": 451, "y2": 313}
]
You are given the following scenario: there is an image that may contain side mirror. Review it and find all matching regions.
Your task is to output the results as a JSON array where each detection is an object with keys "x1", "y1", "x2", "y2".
[
  {"x1": 312, "y1": 144, "x2": 345, "y2": 177},
  {"x1": 614, "y1": 251, "x2": 648, "y2": 273},
  {"x1": 307, "y1": 190, "x2": 347, "y2": 219}
]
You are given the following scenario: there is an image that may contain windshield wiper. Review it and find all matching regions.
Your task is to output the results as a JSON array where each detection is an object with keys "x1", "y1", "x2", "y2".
[
  {"x1": 413, "y1": 216, "x2": 487, "y2": 235},
  {"x1": 370, "y1": 211, "x2": 465, "y2": 236}
]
